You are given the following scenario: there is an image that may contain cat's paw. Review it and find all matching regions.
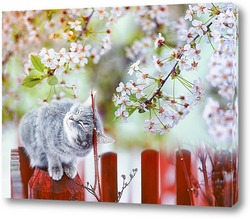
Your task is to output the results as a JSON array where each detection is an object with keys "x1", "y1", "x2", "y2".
[
  {"x1": 49, "y1": 166, "x2": 64, "y2": 181},
  {"x1": 63, "y1": 165, "x2": 77, "y2": 179}
]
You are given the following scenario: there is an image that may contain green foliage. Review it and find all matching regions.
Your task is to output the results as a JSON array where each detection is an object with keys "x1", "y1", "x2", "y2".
[
  {"x1": 22, "y1": 75, "x2": 42, "y2": 88},
  {"x1": 47, "y1": 75, "x2": 58, "y2": 86},
  {"x1": 127, "y1": 106, "x2": 137, "y2": 116},
  {"x1": 30, "y1": 55, "x2": 45, "y2": 72}
]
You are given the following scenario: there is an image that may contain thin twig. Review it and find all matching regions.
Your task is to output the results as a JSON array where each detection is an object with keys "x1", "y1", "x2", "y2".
[
  {"x1": 117, "y1": 169, "x2": 137, "y2": 202},
  {"x1": 77, "y1": 10, "x2": 95, "y2": 41},
  {"x1": 199, "y1": 151, "x2": 213, "y2": 206},
  {"x1": 72, "y1": 179, "x2": 101, "y2": 202},
  {"x1": 91, "y1": 90, "x2": 102, "y2": 200},
  {"x1": 177, "y1": 147, "x2": 195, "y2": 206}
]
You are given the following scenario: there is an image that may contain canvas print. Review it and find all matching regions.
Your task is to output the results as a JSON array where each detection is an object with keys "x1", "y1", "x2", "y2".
[{"x1": 2, "y1": 2, "x2": 238, "y2": 206}]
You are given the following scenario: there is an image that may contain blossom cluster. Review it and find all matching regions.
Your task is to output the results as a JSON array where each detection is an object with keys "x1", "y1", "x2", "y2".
[
  {"x1": 203, "y1": 98, "x2": 236, "y2": 141},
  {"x1": 125, "y1": 37, "x2": 152, "y2": 64},
  {"x1": 114, "y1": 3, "x2": 238, "y2": 136},
  {"x1": 133, "y1": 5, "x2": 170, "y2": 33},
  {"x1": 20, "y1": 7, "x2": 128, "y2": 103},
  {"x1": 125, "y1": 5, "x2": 176, "y2": 64},
  {"x1": 206, "y1": 4, "x2": 238, "y2": 101},
  {"x1": 38, "y1": 43, "x2": 92, "y2": 75},
  {"x1": 201, "y1": 3, "x2": 238, "y2": 141},
  {"x1": 113, "y1": 59, "x2": 204, "y2": 135},
  {"x1": 114, "y1": 4, "x2": 218, "y2": 135}
]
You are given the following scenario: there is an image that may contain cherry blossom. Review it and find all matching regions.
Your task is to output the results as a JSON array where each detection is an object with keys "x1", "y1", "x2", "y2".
[
  {"x1": 191, "y1": 19, "x2": 208, "y2": 36},
  {"x1": 128, "y1": 60, "x2": 141, "y2": 75},
  {"x1": 115, "y1": 95, "x2": 133, "y2": 111},
  {"x1": 113, "y1": 3, "x2": 238, "y2": 135},
  {"x1": 110, "y1": 7, "x2": 125, "y2": 18},
  {"x1": 57, "y1": 48, "x2": 69, "y2": 65},
  {"x1": 179, "y1": 29, "x2": 195, "y2": 43},
  {"x1": 192, "y1": 4, "x2": 208, "y2": 17},
  {"x1": 115, "y1": 82, "x2": 132, "y2": 97},
  {"x1": 68, "y1": 20, "x2": 82, "y2": 31},
  {"x1": 2, "y1": 4, "x2": 238, "y2": 139},
  {"x1": 184, "y1": 5, "x2": 195, "y2": 21},
  {"x1": 40, "y1": 48, "x2": 57, "y2": 69},
  {"x1": 125, "y1": 37, "x2": 152, "y2": 62},
  {"x1": 136, "y1": 69, "x2": 151, "y2": 85},
  {"x1": 154, "y1": 33, "x2": 165, "y2": 49},
  {"x1": 203, "y1": 98, "x2": 235, "y2": 141},
  {"x1": 114, "y1": 107, "x2": 129, "y2": 121},
  {"x1": 90, "y1": 48, "x2": 101, "y2": 64},
  {"x1": 131, "y1": 85, "x2": 146, "y2": 99},
  {"x1": 93, "y1": 8, "x2": 109, "y2": 20},
  {"x1": 144, "y1": 118, "x2": 159, "y2": 135}
]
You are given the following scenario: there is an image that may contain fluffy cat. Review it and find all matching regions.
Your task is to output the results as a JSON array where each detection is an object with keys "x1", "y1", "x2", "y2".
[{"x1": 19, "y1": 92, "x2": 114, "y2": 181}]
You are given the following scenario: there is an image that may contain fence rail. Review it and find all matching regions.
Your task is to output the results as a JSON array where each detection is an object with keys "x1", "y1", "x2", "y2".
[{"x1": 10, "y1": 147, "x2": 238, "y2": 206}]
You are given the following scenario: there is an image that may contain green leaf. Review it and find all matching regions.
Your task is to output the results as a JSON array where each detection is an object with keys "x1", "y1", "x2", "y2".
[
  {"x1": 22, "y1": 75, "x2": 42, "y2": 88},
  {"x1": 47, "y1": 75, "x2": 58, "y2": 86},
  {"x1": 140, "y1": 97, "x2": 148, "y2": 103},
  {"x1": 138, "y1": 108, "x2": 146, "y2": 113},
  {"x1": 157, "y1": 81, "x2": 162, "y2": 88},
  {"x1": 31, "y1": 55, "x2": 45, "y2": 72},
  {"x1": 127, "y1": 106, "x2": 137, "y2": 116},
  {"x1": 175, "y1": 66, "x2": 181, "y2": 75},
  {"x1": 29, "y1": 69, "x2": 42, "y2": 76},
  {"x1": 129, "y1": 94, "x2": 137, "y2": 102}
]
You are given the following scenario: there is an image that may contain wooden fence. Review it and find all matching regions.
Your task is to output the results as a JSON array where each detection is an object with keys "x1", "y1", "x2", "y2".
[{"x1": 10, "y1": 147, "x2": 238, "y2": 206}]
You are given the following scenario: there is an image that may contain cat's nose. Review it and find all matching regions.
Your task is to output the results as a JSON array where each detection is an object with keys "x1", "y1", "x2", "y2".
[{"x1": 69, "y1": 115, "x2": 74, "y2": 120}]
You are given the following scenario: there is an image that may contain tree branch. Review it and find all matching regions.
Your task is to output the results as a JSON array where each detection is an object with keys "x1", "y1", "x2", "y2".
[
  {"x1": 91, "y1": 90, "x2": 102, "y2": 201},
  {"x1": 77, "y1": 10, "x2": 95, "y2": 41},
  {"x1": 144, "y1": 22, "x2": 213, "y2": 106}
]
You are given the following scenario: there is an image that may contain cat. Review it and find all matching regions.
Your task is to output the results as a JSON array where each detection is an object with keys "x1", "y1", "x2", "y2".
[{"x1": 19, "y1": 92, "x2": 114, "y2": 181}]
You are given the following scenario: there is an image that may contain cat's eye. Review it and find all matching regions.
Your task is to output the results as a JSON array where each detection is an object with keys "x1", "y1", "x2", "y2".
[{"x1": 73, "y1": 109, "x2": 80, "y2": 115}]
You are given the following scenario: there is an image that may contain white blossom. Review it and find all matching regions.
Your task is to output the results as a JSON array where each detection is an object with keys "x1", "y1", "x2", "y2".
[
  {"x1": 128, "y1": 60, "x2": 140, "y2": 75},
  {"x1": 115, "y1": 107, "x2": 129, "y2": 121},
  {"x1": 136, "y1": 69, "x2": 151, "y2": 85},
  {"x1": 115, "y1": 82, "x2": 133, "y2": 96},
  {"x1": 144, "y1": 118, "x2": 159, "y2": 135},
  {"x1": 154, "y1": 33, "x2": 165, "y2": 49},
  {"x1": 191, "y1": 19, "x2": 207, "y2": 36},
  {"x1": 93, "y1": 8, "x2": 109, "y2": 20},
  {"x1": 68, "y1": 20, "x2": 82, "y2": 31},
  {"x1": 193, "y1": 4, "x2": 208, "y2": 17},
  {"x1": 131, "y1": 85, "x2": 146, "y2": 99},
  {"x1": 185, "y1": 5, "x2": 195, "y2": 21}
]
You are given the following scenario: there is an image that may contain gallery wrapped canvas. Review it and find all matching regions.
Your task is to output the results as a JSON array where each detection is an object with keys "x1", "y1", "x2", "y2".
[{"x1": 2, "y1": 2, "x2": 238, "y2": 206}]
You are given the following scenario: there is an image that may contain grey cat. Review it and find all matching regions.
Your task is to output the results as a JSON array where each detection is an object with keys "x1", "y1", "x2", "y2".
[{"x1": 19, "y1": 92, "x2": 114, "y2": 181}]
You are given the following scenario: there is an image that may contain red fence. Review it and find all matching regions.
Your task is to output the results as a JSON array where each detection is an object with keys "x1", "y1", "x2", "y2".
[{"x1": 10, "y1": 147, "x2": 238, "y2": 206}]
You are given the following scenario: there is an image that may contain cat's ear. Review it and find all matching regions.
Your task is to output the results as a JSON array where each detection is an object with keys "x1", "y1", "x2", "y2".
[
  {"x1": 84, "y1": 91, "x2": 97, "y2": 108},
  {"x1": 97, "y1": 131, "x2": 115, "y2": 144}
]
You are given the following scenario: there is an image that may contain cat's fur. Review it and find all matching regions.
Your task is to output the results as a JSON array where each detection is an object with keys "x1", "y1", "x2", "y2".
[{"x1": 19, "y1": 93, "x2": 113, "y2": 180}]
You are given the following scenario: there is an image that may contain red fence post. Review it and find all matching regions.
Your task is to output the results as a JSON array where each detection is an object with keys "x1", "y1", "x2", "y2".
[
  {"x1": 176, "y1": 149, "x2": 192, "y2": 205},
  {"x1": 28, "y1": 168, "x2": 84, "y2": 200},
  {"x1": 11, "y1": 149, "x2": 22, "y2": 198},
  {"x1": 18, "y1": 147, "x2": 34, "y2": 198},
  {"x1": 101, "y1": 152, "x2": 118, "y2": 202},
  {"x1": 212, "y1": 150, "x2": 237, "y2": 207},
  {"x1": 141, "y1": 149, "x2": 159, "y2": 204},
  {"x1": 10, "y1": 147, "x2": 34, "y2": 199},
  {"x1": 232, "y1": 149, "x2": 238, "y2": 205}
]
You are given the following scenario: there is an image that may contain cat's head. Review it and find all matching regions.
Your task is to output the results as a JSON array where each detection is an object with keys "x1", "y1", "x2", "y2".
[{"x1": 64, "y1": 92, "x2": 114, "y2": 147}]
